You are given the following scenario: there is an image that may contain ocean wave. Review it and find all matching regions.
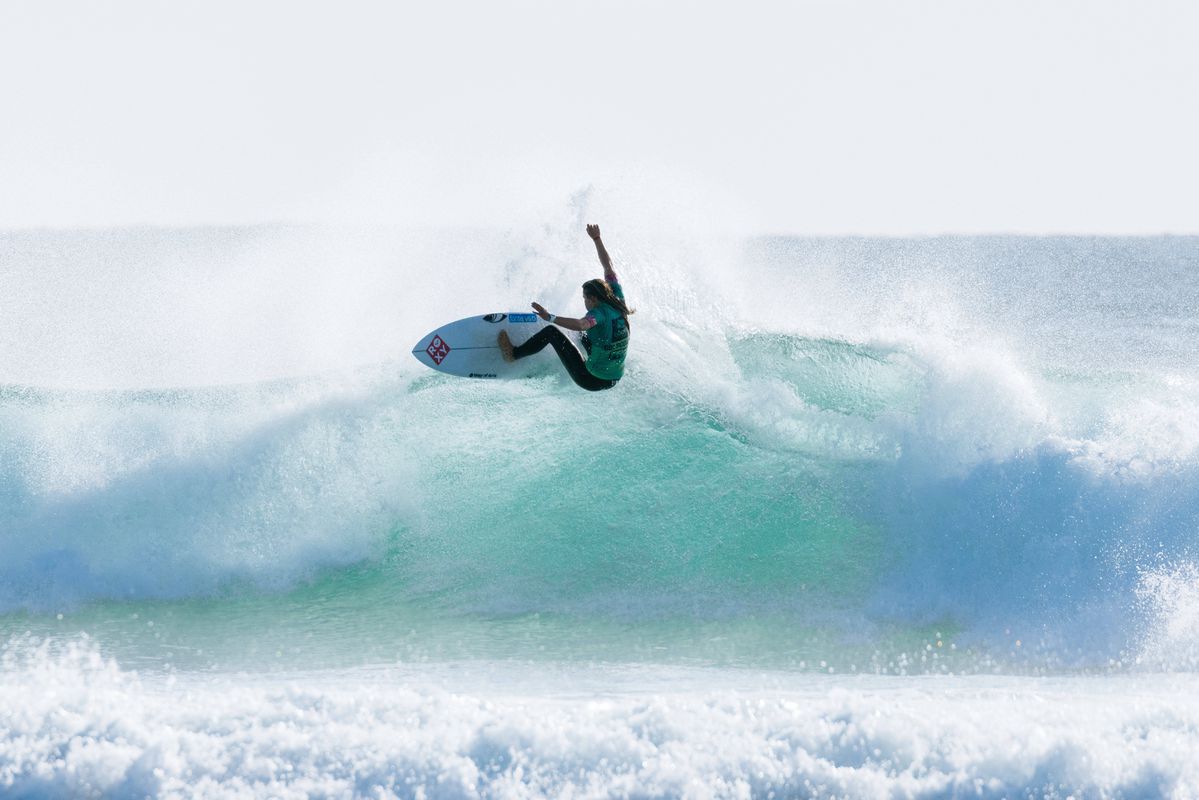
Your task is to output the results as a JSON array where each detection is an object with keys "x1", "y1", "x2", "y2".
[
  {"x1": 1, "y1": 330, "x2": 1198, "y2": 671},
  {"x1": 3, "y1": 228, "x2": 1199, "y2": 669}
]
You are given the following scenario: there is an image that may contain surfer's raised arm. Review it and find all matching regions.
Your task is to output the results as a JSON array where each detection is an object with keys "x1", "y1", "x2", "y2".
[
  {"x1": 587, "y1": 224, "x2": 618, "y2": 284},
  {"x1": 495, "y1": 223, "x2": 631, "y2": 392}
]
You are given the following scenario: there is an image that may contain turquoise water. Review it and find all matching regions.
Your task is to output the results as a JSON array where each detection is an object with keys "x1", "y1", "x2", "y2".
[{"x1": 3, "y1": 227, "x2": 1199, "y2": 796}]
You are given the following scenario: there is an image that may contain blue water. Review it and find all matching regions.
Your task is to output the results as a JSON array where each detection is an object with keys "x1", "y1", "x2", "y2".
[{"x1": 2, "y1": 226, "x2": 1199, "y2": 796}]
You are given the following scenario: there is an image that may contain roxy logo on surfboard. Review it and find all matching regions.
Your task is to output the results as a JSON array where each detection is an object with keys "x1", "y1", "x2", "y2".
[{"x1": 426, "y1": 336, "x2": 451, "y2": 365}]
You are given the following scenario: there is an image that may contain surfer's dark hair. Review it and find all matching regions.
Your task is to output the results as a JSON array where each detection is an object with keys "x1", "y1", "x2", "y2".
[{"x1": 582, "y1": 279, "x2": 634, "y2": 325}]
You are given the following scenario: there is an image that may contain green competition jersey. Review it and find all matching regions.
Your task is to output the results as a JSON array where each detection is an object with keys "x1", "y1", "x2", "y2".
[{"x1": 582, "y1": 281, "x2": 629, "y2": 381}]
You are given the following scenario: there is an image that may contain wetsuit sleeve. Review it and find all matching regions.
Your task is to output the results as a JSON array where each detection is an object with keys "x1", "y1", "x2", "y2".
[{"x1": 580, "y1": 312, "x2": 598, "y2": 331}]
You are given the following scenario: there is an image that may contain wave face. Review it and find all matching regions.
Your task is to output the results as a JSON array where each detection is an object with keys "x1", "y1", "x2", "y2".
[{"x1": 2, "y1": 226, "x2": 1199, "y2": 672}]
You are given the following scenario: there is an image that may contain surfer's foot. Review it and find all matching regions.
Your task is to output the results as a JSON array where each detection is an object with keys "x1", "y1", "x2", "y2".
[{"x1": 498, "y1": 330, "x2": 515, "y2": 362}]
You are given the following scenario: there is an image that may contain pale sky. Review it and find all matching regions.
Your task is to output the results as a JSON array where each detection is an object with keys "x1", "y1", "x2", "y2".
[{"x1": 2, "y1": 0, "x2": 1197, "y2": 235}]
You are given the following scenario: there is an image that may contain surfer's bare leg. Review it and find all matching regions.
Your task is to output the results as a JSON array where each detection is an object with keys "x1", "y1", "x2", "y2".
[{"x1": 498, "y1": 330, "x2": 515, "y2": 363}]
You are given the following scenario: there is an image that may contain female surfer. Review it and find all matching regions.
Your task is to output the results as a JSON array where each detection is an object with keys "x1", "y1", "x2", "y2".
[{"x1": 498, "y1": 224, "x2": 632, "y2": 391}]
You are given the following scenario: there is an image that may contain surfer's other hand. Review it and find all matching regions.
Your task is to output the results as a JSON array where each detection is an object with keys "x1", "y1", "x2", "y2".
[
  {"x1": 586, "y1": 224, "x2": 601, "y2": 241},
  {"x1": 532, "y1": 302, "x2": 549, "y2": 319}
]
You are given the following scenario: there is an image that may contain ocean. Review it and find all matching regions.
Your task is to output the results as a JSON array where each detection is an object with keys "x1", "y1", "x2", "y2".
[{"x1": 2, "y1": 224, "x2": 1198, "y2": 797}]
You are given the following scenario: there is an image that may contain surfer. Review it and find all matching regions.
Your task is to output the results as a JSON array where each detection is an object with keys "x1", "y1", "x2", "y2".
[{"x1": 498, "y1": 224, "x2": 632, "y2": 391}]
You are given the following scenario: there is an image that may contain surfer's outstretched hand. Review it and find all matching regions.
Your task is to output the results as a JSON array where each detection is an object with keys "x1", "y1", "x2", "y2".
[
  {"x1": 586, "y1": 224, "x2": 602, "y2": 241},
  {"x1": 531, "y1": 302, "x2": 550, "y2": 320}
]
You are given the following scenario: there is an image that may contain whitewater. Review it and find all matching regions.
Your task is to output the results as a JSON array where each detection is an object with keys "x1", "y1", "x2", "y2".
[{"x1": 2, "y1": 220, "x2": 1199, "y2": 797}]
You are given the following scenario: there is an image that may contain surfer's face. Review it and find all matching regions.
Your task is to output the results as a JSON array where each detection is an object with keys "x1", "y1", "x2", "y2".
[{"x1": 583, "y1": 292, "x2": 599, "y2": 310}]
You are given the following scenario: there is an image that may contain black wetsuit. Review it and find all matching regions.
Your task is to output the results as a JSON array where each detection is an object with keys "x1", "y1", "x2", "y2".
[{"x1": 512, "y1": 327, "x2": 616, "y2": 392}]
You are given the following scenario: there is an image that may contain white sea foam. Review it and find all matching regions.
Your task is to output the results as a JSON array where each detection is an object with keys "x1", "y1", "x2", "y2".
[
  {"x1": 2, "y1": 637, "x2": 1198, "y2": 799},
  {"x1": 1137, "y1": 563, "x2": 1199, "y2": 672},
  {"x1": 1068, "y1": 381, "x2": 1199, "y2": 480}
]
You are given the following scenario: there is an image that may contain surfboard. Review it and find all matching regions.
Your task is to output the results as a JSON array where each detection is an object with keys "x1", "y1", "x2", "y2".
[{"x1": 411, "y1": 312, "x2": 552, "y2": 378}]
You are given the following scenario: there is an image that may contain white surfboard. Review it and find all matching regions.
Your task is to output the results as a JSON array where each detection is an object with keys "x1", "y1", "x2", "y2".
[{"x1": 411, "y1": 312, "x2": 553, "y2": 378}]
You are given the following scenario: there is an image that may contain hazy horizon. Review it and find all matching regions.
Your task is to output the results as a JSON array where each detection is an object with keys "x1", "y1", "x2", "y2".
[{"x1": 3, "y1": 0, "x2": 1197, "y2": 236}]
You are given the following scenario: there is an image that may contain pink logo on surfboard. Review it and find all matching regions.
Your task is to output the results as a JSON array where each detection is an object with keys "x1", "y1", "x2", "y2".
[{"x1": 426, "y1": 336, "x2": 451, "y2": 365}]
